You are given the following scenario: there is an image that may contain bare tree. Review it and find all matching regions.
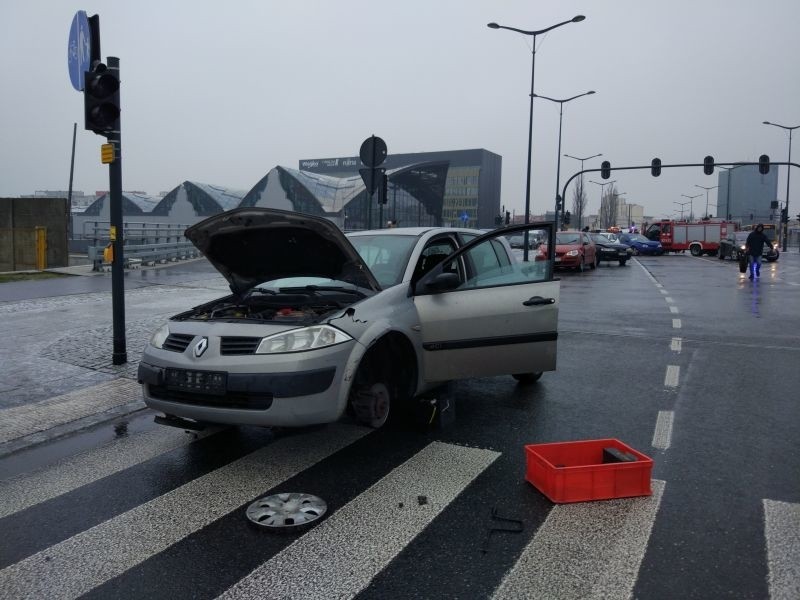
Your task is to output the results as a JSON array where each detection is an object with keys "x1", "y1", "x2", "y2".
[
  {"x1": 572, "y1": 178, "x2": 588, "y2": 229},
  {"x1": 599, "y1": 183, "x2": 619, "y2": 229}
]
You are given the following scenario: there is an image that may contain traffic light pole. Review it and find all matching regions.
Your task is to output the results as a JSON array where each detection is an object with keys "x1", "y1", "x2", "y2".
[{"x1": 107, "y1": 56, "x2": 127, "y2": 365}]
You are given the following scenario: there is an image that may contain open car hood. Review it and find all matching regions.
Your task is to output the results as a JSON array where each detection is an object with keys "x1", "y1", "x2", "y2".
[{"x1": 185, "y1": 208, "x2": 381, "y2": 295}]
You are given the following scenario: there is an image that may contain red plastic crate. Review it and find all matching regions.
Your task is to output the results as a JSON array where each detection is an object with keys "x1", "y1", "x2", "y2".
[{"x1": 525, "y1": 439, "x2": 653, "y2": 503}]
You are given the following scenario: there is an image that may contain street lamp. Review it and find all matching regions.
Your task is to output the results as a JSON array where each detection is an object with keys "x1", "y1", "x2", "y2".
[
  {"x1": 488, "y1": 15, "x2": 585, "y2": 258},
  {"x1": 564, "y1": 153, "x2": 602, "y2": 230},
  {"x1": 590, "y1": 179, "x2": 616, "y2": 228},
  {"x1": 681, "y1": 193, "x2": 702, "y2": 221},
  {"x1": 763, "y1": 120, "x2": 799, "y2": 251},
  {"x1": 695, "y1": 184, "x2": 718, "y2": 219},
  {"x1": 533, "y1": 91, "x2": 596, "y2": 230},
  {"x1": 674, "y1": 200, "x2": 691, "y2": 221}
]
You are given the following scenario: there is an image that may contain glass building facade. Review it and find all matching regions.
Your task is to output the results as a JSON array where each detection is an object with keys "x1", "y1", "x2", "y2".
[
  {"x1": 717, "y1": 165, "x2": 778, "y2": 225},
  {"x1": 299, "y1": 149, "x2": 502, "y2": 229}
]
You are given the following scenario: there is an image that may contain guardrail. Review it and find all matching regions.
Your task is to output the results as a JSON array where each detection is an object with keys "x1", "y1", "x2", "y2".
[{"x1": 88, "y1": 241, "x2": 199, "y2": 271}]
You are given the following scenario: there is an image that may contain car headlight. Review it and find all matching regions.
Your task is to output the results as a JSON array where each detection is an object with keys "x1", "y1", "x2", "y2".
[
  {"x1": 256, "y1": 325, "x2": 352, "y2": 354},
  {"x1": 739, "y1": 244, "x2": 746, "y2": 250},
  {"x1": 150, "y1": 324, "x2": 170, "y2": 349},
  {"x1": 566, "y1": 249, "x2": 579, "y2": 257}
]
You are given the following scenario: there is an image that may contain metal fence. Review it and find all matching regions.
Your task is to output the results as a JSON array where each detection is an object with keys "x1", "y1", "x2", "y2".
[{"x1": 80, "y1": 221, "x2": 199, "y2": 271}]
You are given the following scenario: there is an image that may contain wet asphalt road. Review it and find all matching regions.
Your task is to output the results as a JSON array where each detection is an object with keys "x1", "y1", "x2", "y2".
[{"x1": 0, "y1": 252, "x2": 798, "y2": 599}]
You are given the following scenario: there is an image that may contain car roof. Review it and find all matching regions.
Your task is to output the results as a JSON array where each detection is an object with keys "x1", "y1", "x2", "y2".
[{"x1": 346, "y1": 226, "x2": 484, "y2": 237}]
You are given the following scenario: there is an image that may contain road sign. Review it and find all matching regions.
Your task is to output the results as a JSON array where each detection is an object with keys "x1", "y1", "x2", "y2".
[
  {"x1": 68, "y1": 11, "x2": 92, "y2": 91},
  {"x1": 460, "y1": 212, "x2": 469, "y2": 224},
  {"x1": 359, "y1": 135, "x2": 387, "y2": 168},
  {"x1": 359, "y1": 167, "x2": 385, "y2": 196}
]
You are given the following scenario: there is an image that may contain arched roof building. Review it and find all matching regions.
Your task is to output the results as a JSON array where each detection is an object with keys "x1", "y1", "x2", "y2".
[
  {"x1": 240, "y1": 162, "x2": 449, "y2": 229},
  {"x1": 150, "y1": 181, "x2": 246, "y2": 221}
]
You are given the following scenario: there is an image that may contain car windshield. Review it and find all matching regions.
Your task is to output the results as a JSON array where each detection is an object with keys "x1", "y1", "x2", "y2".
[
  {"x1": 346, "y1": 233, "x2": 419, "y2": 288},
  {"x1": 556, "y1": 233, "x2": 581, "y2": 245},
  {"x1": 590, "y1": 234, "x2": 609, "y2": 244},
  {"x1": 625, "y1": 234, "x2": 649, "y2": 243}
]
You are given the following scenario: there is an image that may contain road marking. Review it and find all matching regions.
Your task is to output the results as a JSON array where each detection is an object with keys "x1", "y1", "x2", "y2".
[
  {"x1": 763, "y1": 499, "x2": 800, "y2": 600},
  {"x1": 0, "y1": 427, "x2": 214, "y2": 519},
  {"x1": 220, "y1": 442, "x2": 499, "y2": 600},
  {"x1": 669, "y1": 306, "x2": 679, "y2": 314},
  {"x1": 660, "y1": 289, "x2": 669, "y2": 295},
  {"x1": 492, "y1": 480, "x2": 665, "y2": 599},
  {"x1": 672, "y1": 319, "x2": 682, "y2": 329},
  {"x1": 664, "y1": 365, "x2": 680, "y2": 388},
  {"x1": 665, "y1": 297, "x2": 674, "y2": 303},
  {"x1": 651, "y1": 411, "x2": 674, "y2": 449},
  {"x1": 0, "y1": 423, "x2": 368, "y2": 600},
  {"x1": 670, "y1": 338, "x2": 682, "y2": 352}
]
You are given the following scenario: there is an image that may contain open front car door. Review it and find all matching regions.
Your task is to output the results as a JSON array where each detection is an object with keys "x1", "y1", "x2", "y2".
[{"x1": 413, "y1": 222, "x2": 559, "y2": 382}]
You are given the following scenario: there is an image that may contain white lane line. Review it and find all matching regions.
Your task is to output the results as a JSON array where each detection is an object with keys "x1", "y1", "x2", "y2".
[
  {"x1": 669, "y1": 306, "x2": 679, "y2": 314},
  {"x1": 0, "y1": 427, "x2": 215, "y2": 519},
  {"x1": 493, "y1": 480, "x2": 665, "y2": 599},
  {"x1": 670, "y1": 338, "x2": 682, "y2": 353},
  {"x1": 0, "y1": 424, "x2": 368, "y2": 600},
  {"x1": 659, "y1": 289, "x2": 669, "y2": 295},
  {"x1": 664, "y1": 365, "x2": 680, "y2": 388},
  {"x1": 763, "y1": 499, "x2": 800, "y2": 600},
  {"x1": 665, "y1": 297, "x2": 674, "y2": 303},
  {"x1": 651, "y1": 411, "x2": 674, "y2": 450},
  {"x1": 220, "y1": 442, "x2": 499, "y2": 600},
  {"x1": 672, "y1": 319, "x2": 682, "y2": 329}
]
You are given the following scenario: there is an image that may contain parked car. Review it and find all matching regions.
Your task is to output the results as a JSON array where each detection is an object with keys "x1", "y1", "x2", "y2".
[
  {"x1": 590, "y1": 233, "x2": 630, "y2": 266},
  {"x1": 718, "y1": 231, "x2": 779, "y2": 262},
  {"x1": 506, "y1": 233, "x2": 539, "y2": 249},
  {"x1": 554, "y1": 230, "x2": 597, "y2": 271},
  {"x1": 617, "y1": 233, "x2": 664, "y2": 255},
  {"x1": 138, "y1": 209, "x2": 559, "y2": 430}
]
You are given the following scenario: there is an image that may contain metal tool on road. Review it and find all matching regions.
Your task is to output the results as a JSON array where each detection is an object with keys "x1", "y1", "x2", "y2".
[{"x1": 481, "y1": 507, "x2": 524, "y2": 554}]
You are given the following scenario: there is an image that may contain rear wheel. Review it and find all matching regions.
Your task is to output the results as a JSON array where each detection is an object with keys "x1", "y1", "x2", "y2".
[
  {"x1": 619, "y1": 259, "x2": 627, "y2": 266},
  {"x1": 513, "y1": 372, "x2": 543, "y2": 384},
  {"x1": 690, "y1": 244, "x2": 702, "y2": 257}
]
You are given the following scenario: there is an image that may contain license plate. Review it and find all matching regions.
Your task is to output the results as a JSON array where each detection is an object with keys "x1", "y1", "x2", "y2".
[
  {"x1": 165, "y1": 368, "x2": 227, "y2": 395},
  {"x1": 554, "y1": 257, "x2": 561, "y2": 263}
]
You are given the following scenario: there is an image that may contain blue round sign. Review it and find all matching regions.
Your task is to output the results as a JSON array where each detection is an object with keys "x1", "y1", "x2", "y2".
[{"x1": 68, "y1": 11, "x2": 92, "y2": 91}]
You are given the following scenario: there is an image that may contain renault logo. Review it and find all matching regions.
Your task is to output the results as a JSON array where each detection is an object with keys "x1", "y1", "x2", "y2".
[{"x1": 193, "y1": 337, "x2": 209, "y2": 358}]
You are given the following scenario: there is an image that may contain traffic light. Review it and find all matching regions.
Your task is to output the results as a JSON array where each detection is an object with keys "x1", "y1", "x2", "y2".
[
  {"x1": 505, "y1": 211, "x2": 511, "y2": 225},
  {"x1": 556, "y1": 194, "x2": 563, "y2": 212},
  {"x1": 563, "y1": 211, "x2": 571, "y2": 225},
  {"x1": 84, "y1": 62, "x2": 120, "y2": 136},
  {"x1": 601, "y1": 160, "x2": 611, "y2": 179},
  {"x1": 651, "y1": 158, "x2": 662, "y2": 177},
  {"x1": 781, "y1": 207, "x2": 788, "y2": 222},
  {"x1": 703, "y1": 156, "x2": 714, "y2": 175},
  {"x1": 759, "y1": 154, "x2": 770, "y2": 175}
]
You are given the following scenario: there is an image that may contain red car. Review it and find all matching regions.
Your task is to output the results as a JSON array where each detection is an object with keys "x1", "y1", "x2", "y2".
[{"x1": 554, "y1": 230, "x2": 597, "y2": 272}]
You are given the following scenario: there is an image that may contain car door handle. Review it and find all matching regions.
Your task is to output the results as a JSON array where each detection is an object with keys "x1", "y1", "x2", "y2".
[{"x1": 523, "y1": 296, "x2": 555, "y2": 306}]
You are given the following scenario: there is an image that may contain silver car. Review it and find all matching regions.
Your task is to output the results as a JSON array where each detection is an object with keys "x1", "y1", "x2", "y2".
[{"x1": 138, "y1": 208, "x2": 560, "y2": 429}]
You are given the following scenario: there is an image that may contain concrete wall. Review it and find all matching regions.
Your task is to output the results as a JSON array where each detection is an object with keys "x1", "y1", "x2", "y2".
[{"x1": 0, "y1": 197, "x2": 69, "y2": 270}]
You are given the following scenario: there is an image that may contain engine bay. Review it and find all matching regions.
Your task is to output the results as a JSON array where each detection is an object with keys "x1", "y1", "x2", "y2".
[{"x1": 173, "y1": 288, "x2": 366, "y2": 324}]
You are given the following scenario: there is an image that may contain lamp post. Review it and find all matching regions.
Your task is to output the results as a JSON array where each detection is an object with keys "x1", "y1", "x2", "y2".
[
  {"x1": 695, "y1": 184, "x2": 718, "y2": 219},
  {"x1": 488, "y1": 15, "x2": 586, "y2": 259},
  {"x1": 533, "y1": 91, "x2": 596, "y2": 230},
  {"x1": 674, "y1": 200, "x2": 691, "y2": 221},
  {"x1": 564, "y1": 153, "x2": 602, "y2": 230},
  {"x1": 590, "y1": 179, "x2": 616, "y2": 229},
  {"x1": 763, "y1": 120, "x2": 799, "y2": 251},
  {"x1": 681, "y1": 193, "x2": 702, "y2": 221}
]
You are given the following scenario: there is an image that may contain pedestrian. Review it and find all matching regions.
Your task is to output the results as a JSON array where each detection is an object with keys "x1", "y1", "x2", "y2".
[{"x1": 744, "y1": 223, "x2": 772, "y2": 280}]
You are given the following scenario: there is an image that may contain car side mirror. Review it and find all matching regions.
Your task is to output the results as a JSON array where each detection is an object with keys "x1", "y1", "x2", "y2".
[{"x1": 423, "y1": 272, "x2": 460, "y2": 293}]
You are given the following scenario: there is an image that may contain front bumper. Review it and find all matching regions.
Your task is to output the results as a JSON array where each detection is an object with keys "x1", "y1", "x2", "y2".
[
  {"x1": 138, "y1": 355, "x2": 345, "y2": 427},
  {"x1": 597, "y1": 248, "x2": 628, "y2": 261}
]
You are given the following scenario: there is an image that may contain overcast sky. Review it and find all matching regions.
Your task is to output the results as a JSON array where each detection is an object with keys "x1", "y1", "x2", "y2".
[{"x1": 2, "y1": 0, "x2": 799, "y2": 219}]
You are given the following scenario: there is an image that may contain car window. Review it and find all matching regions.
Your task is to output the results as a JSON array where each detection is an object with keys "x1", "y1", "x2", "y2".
[
  {"x1": 433, "y1": 228, "x2": 549, "y2": 291},
  {"x1": 347, "y1": 234, "x2": 418, "y2": 288},
  {"x1": 412, "y1": 239, "x2": 458, "y2": 281}
]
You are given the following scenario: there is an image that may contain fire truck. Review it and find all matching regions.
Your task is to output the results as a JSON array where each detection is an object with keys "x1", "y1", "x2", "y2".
[{"x1": 643, "y1": 219, "x2": 738, "y2": 256}]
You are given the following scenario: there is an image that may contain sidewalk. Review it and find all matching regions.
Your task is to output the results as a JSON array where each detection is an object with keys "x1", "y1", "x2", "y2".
[{"x1": 0, "y1": 258, "x2": 227, "y2": 457}]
